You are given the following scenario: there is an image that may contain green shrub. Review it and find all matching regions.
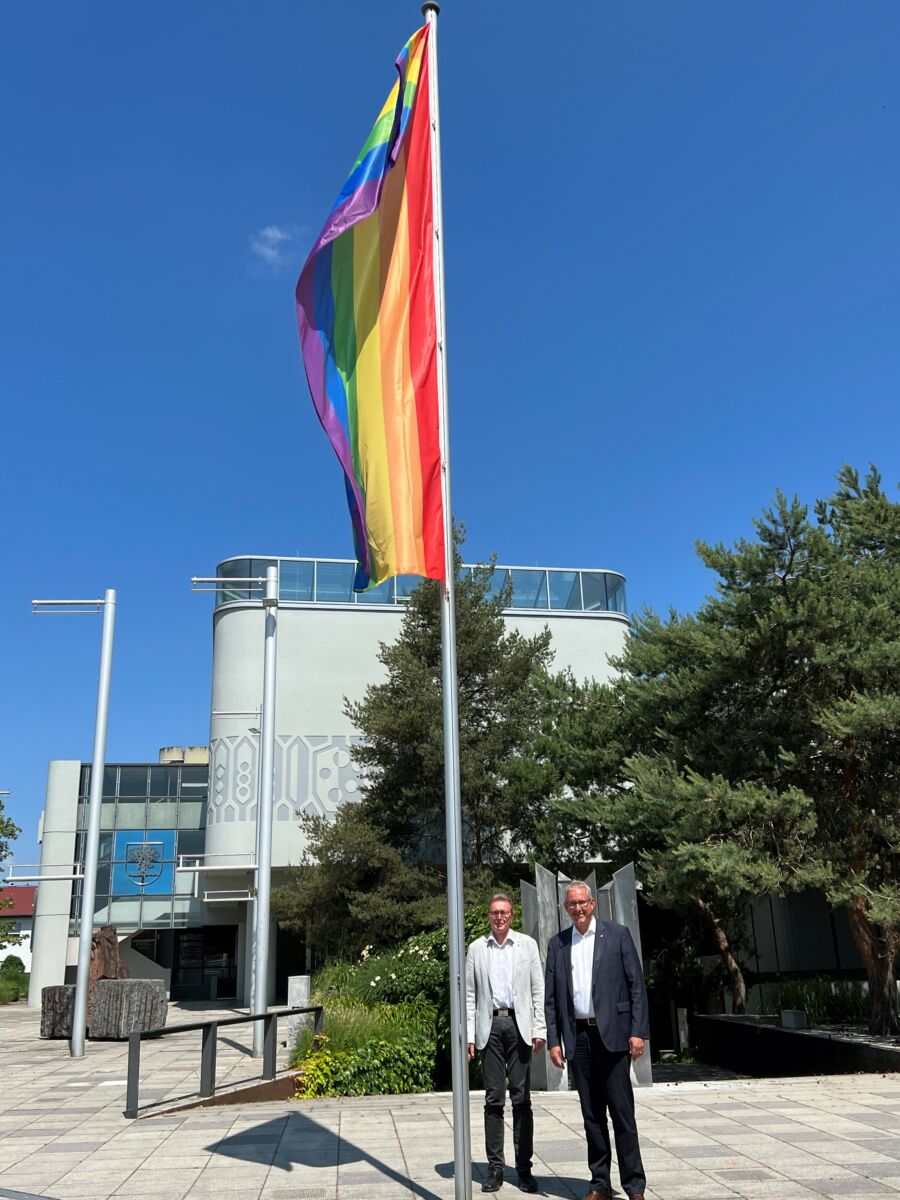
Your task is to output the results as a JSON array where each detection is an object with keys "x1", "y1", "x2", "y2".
[
  {"x1": 768, "y1": 978, "x2": 869, "y2": 1025},
  {"x1": 294, "y1": 1031, "x2": 435, "y2": 1098},
  {"x1": 0, "y1": 976, "x2": 25, "y2": 1004},
  {"x1": 0, "y1": 956, "x2": 24, "y2": 977},
  {"x1": 292, "y1": 1000, "x2": 437, "y2": 1097}
]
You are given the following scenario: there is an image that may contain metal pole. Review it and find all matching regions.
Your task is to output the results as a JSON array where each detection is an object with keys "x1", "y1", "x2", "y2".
[
  {"x1": 252, "y1": 565, "x2": 278, "y2": 1056},
  {"x1": 70, "y1": 588, "x2": 116, "y2": 1057},
  {"x1": 421, "y1": 6, "x2": 471, "y2": 1196}
]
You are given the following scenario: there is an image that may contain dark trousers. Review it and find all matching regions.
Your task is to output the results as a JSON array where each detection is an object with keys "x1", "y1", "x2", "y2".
[
  {"x1": 569, "y1": 1026, "x2": 645, "y2": 1196},
  {"x1": 481, "y1": 1014, "x2": 533, "y2": 1173}
]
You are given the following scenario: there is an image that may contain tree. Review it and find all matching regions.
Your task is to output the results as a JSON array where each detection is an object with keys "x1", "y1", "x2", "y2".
[
  {"x1": 346, "y1": 545, "x2": 556, "y2": 867},
  {"x1": 0, "y1": 798, "x2": 20, "y2": 955},
  {"x1": 566, "y1": 465, "x2": 900, "y2": 1032},
  {"x1": 272, "y1": 806, "x2": 447, "y2": 958}
]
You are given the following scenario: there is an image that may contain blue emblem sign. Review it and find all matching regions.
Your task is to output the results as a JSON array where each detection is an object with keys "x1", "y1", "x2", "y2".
[{"x1": 125, "y1": 841, "x2": 164, "y2": 888}]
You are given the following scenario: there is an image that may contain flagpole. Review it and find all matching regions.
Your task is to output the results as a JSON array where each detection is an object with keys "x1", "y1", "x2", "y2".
[{"x1": 421, "y1": 5, "x2": 472, "y2": 1198}]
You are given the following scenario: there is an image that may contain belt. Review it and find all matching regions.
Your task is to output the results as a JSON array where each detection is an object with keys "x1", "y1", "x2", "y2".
[
  {"x1": 575, "y1": 1017, "x2": 597, "y2": 1029},
  {"x1": 493, "y1": 1007, "x2": 515, "y2": 1017}
]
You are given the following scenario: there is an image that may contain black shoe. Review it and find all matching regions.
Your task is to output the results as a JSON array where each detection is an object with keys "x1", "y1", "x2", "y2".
[
  {"x1": 482, "y1": 1168, "x2": 504, "y2": 1192},
  {"x1": 517, "y1": 1172, "x2": 539, "y2": 1193}
]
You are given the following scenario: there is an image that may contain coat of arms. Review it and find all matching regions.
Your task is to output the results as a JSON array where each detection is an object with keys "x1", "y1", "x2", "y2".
[{"x1": 124, "y1": 841, "x2": 164, "y2": 888}]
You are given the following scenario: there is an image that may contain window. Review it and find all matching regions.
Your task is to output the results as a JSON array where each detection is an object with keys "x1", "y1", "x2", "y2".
[
  {"x1": 395, "y1": 575, "x2": 419, "y2": 602},
  {"x1": 149, "y1": 766, "x2": 179, "y2": 797},
  {"x1": 548, "y1": 571, "x2": 581, "y2": 610},
  {"x1": 357, "y1": 578, "x2": 394, "y2": 604},
  {"x1": 606, "y1": 575, "x2": 627, "y2": 613},
  {"x1": 118, "y1": 766, "x2": 148, "y2": 797},
  {"x1": 509, "y1": 569, "x2": 548, "y2": 609},
  {"x1": 315, "y1": 561, "x2": 355, "y2": 602},
  {"x1": 580, "y1": 572, "x2": 608, "y2": 612},
  {"x1": 279, "y1": 559, "x2": 314, "y2": 602}
]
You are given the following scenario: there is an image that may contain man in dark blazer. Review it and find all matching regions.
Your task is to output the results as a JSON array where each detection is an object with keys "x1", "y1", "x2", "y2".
[{"x1": 544, "y1": 880, "x2": 650, "y2": 1200}]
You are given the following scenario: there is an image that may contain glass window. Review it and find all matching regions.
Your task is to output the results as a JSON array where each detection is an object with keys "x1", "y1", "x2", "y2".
[
  {"x1": 102, "y1": 767, "x2": 118, "y2": 797},
  {"x1": 175, "y1": 869, "x2": 195, "y2": 896},
  {"x1": 116, "y1": 800, "x2": 146, "y2": 829},
  {"x1": 177, "y1": 800, "x2": 206, "y2": 829},
  {"x1": 118, "y1": 766, "x2": 148, "y2": 797},
  {"x1": 484, "y1": 568, "x2": 511, "y2": 604},
  {"x1": 580, "y1": 572, "x2": 608, "y2": 612},
  {"x1": 108, "y1": 898, "x2": 141, "y2": 928},
  {"x1": 148, "y1": 798, "x2": 178, "y2": 828},
  {"x1": 79, "y1": 766, "x2": 91, "y2": 797},
  {"x1": 100, "y1": 801, "x2": 117, "y2": 830},
  {"x1": 548, "y1": 571, "x2": 581, "y2": 610},
  {"x1": 149, "y1": 766, "x2": 179, "y2": 797},
  {"x1": 176, "y1": 830, "x2": 205, "y2": 857},
  {"x1": 217, "y1": 558, "x2": 253, "y2": 606},
  {"x1": 315, "y1": 561, "x2": 355, "y2": 603},
  {"x1": 279, "y1": 559, "x2": 314, "y2": 602},
  {"x1": 180, "y1": 766, "x2": 208, "y2": 790},
  {"x1": 357, "y1": 578, "x2": 394, "y2": 604},
  {"x1": 250, "y1": 559, "x2": 276, "y2": 596},
  {"x1": 606, "y1": 574, "x2": 627, "y2": 613},
  {"x1": 141, "y1": 898, "x2": 174, "y2": 928},
  {"x1": 509, "y1": 569, "x2": 548, "y2": 609},
  {"x1": 395, "y1": 575, "x2": 419, "y2": 602}
]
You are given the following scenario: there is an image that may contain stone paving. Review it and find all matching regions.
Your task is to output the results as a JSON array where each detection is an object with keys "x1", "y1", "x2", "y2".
[{"x1": 2, "y1": 1002, "x2": 900, "y2": 1199}]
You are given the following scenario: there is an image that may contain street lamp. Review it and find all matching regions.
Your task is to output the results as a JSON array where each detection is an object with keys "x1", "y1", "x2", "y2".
[{"x1": 32, "y1": 591, "x2": 117, "y2": 1057}]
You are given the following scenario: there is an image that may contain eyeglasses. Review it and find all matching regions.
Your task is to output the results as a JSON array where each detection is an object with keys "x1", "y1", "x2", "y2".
[{"x1": 566, "y1": 900, "x2": 593, "y2": 909}]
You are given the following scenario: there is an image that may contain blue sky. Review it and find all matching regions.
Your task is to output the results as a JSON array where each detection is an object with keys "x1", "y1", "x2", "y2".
[{"x1": 2, "y1": 1, "x2": 899, "y2": 853}]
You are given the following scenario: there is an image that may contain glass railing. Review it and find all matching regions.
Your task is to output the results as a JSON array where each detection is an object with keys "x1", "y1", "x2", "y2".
[{"x1": 215, "y1": 558, "x2": 627, "y2": 615}]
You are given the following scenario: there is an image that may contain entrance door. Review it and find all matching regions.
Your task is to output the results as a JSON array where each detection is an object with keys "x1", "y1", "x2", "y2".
[{"x1": 171, "y1": 927, "x2": 237, "y2": 1000}]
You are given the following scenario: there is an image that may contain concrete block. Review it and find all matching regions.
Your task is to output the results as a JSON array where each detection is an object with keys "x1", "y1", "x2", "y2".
[
  {"x1": 89, "y1": 979, "x2": 167, "y2": 1039},
  {"x1": 40, "y1": 984, "x2": 75, "y2": 1038}
]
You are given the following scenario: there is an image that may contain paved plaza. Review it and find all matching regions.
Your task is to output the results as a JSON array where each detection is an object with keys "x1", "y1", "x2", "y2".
[{"x1": 1, "y1": 1004, "x2": 900, "y2": 1199}]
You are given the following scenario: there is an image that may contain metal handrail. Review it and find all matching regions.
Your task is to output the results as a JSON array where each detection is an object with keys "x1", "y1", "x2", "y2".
[{"x1": 124, "y1": 1004, "x2": 323, "y2": 1119}]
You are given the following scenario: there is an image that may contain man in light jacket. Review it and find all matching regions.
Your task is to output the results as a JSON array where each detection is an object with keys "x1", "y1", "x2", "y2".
[{"x1": 466, "y1": 892, "x2": 546, "y2": 1194}]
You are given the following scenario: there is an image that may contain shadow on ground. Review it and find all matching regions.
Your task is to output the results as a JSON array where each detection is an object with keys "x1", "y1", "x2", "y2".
[{"x1": 210, "y1": 1112, "x2": 446, "y2": 1200}]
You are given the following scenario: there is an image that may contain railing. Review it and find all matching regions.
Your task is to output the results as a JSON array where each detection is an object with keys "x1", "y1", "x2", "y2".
[{"x1": 125, "y1": 1004, "x2": 323, "y2": 1119}]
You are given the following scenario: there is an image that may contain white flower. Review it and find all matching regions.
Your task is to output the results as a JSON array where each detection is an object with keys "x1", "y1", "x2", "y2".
[
  {"x1": 369, "y1": 980, "x2": 376, "y2": 988},
  {"x1": 374, "y1": 975, "x2": 381, "y2": 982},
  {"x1": 390, "y1": 973, "x2": 397, "y2": 980}
]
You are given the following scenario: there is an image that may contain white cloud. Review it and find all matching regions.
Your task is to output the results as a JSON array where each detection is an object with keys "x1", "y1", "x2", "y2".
[{"x1": 249, "y1": 223, "x2": 300, "y2": 271}]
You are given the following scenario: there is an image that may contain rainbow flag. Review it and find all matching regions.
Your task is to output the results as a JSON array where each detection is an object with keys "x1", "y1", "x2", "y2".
[{"x1": 296, "y1": 25, "x2": 445, "y2": 591}]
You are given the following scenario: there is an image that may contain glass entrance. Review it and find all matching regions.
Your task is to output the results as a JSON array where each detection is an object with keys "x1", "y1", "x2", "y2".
[{"x1": 171, "y1": 926, "x2": 237, "y2": 1000}]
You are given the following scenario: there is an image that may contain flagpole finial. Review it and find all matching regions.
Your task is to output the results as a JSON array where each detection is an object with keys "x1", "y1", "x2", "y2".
[{"x1": 421, "y1": 1, "x2": 440, "y2": 14}]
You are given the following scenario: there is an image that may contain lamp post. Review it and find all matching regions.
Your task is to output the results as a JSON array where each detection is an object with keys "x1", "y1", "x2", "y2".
[{"x1": 32, "y1": 592, "x2": 117, "y2": 1057}]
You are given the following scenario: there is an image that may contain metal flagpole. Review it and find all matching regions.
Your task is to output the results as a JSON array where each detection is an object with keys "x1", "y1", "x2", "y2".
[
  {"x1": 71, "y1": 589, "x2": 117, "y2": 1057},
  {"x1": 252, "y1": 565, "x2": 279, "y2": 1056},
  {"x1": 421, "y1": 5, "x2": 472, "y2": 1197}
]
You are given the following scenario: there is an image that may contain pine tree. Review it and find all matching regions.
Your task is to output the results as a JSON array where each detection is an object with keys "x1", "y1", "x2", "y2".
[{"x1": 568, "y1": 466, "x2": 900, "y2": 1032}]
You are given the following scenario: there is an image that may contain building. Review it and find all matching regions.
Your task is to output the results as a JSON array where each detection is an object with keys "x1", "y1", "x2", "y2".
[
  {"x1": 0, "y1": 886, "x2": 36, "y2": 970},
  {"x1": 25, "y1": 556, "x2": 631, "y2": 1007}
]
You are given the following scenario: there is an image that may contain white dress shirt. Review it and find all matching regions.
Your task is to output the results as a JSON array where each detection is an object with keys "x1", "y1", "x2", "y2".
[
  {"x1": 571, "y1": 917, "x2": 596, "y2": 1018},
  {"x1": 486, "y1": 931, "x2": 515, "y2": 1009}
]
